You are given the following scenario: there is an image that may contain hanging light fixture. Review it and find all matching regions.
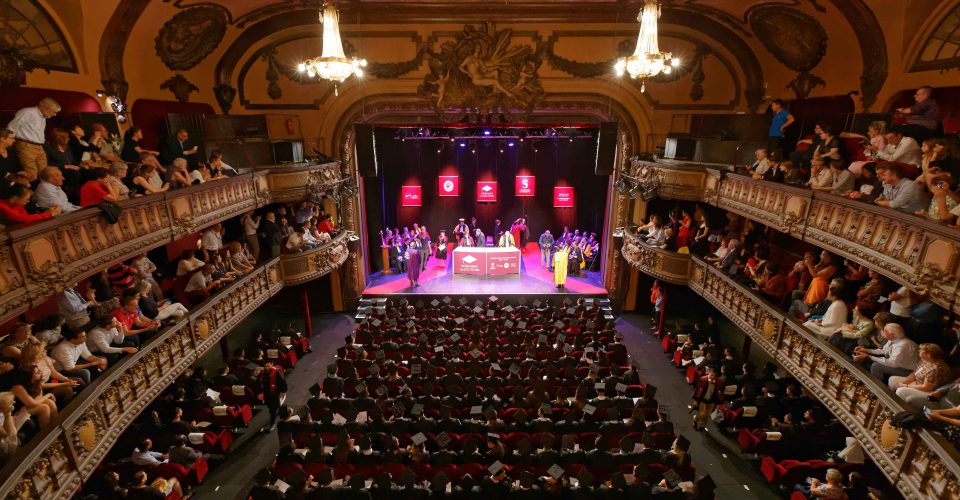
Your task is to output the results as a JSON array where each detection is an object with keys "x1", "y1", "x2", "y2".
[
  {"x1": 614, "y1": 0, "x2": 680, "y2": 92},
  {"x1": 297, "y1": 2, "x2": 367, "y2": 96}
]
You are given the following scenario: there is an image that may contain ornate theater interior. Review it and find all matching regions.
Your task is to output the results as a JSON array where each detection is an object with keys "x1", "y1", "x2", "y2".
[{"x1": 1, "y1": 0, "x2": 960, "y2": 498}]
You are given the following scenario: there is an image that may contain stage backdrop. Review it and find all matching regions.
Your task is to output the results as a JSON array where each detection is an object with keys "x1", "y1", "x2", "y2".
[{"x1": 363, "y1": 127, "x2": 610, "y2": 272}]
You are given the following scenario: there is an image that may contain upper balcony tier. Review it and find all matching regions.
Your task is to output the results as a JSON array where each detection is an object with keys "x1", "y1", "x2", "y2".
[
  {"x1": 0, "y1": 161, "x2": 345, "y2": 325},
  {"x1": 631, "y1": 160, "x2": 960, "y2": 314}
]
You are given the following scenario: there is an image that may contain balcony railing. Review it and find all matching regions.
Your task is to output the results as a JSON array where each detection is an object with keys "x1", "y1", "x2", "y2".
[
  {"x1": 621, "y1": 228, "x2": 960, "y2": 499},
  {"x1": 639, "y1": 161, "x2": 960, "y2": 314},
  {"x1": 0, "y1": 161, "x2": 342, "y2": 327}
]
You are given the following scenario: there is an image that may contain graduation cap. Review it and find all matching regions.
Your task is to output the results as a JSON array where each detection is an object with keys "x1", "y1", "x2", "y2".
[
  {"x1": 410, "y1": 364, "x2": 422, "y2": 375},
  {"x1": 454, "y1": 317, "x2": 465, "y2": 325},
  {"x1": 509, "y1": 363, "x2": 521, "y2": 375},
  {"x1": 582, "y1": 404, "x2": 597, "y2": 415},
  {"x1": 430, "y1": 299, "x2": 440, "y2": 307},
  {"x1": 556, "y1": 333, "x2": 566, "y2": 343},
  {"x1": 675, "y1": 434, "x2": 691, "y2": 452},
  {"x1": 584, "y1": 346, "x2": 595, "y2": 353},
  {"x1": 451, "y1": 332, "x2": 461, "y2": 341},
  {"x1": 458, "y1": 297, "x2": 468, "y2": 305},
  {"x1": 517, "y1": 321, "x2": 527, "y2": 329},
  {"x1": 372, "y1": 319, "x2": 382, "y2": 327},
  {"x1": 547, "y1": 464, "x2": 565, "y2": 480},
  {"x1": 532, "y1": 300, "x2": 542, "y2": 307},
  {"x1": 470, "y1": 349, "x2": 481, "y2": 358},
  {"x1": 356, "y1": 381, "x2": 368, "y2": 394},
  {"x1": 540, "y1": 403, "x2": 553, "y2": 415},
  {"x1": 538, "y1": 334, "x2": 548, "y2": 344},
  {"x1": 411, "y1": 432, "x2": 427, "y2": 446},
  {"x1": 404, "y1": 320, "x2": 416, "y2": 329},
  {"x1": 610, "y1": 472, "x2": 628, "y2": 489},
  {"x1": 473, "y1": 306, "x2": 483, "y2": 314},
  {"x1": 615, "y1": 383, "x2": 627, "y2": 394},
  {"x1": 435, "y1": 432, "x2": 451, "y2": 448},
  {"x1": 505, "y1": 320, "x2": 515, "y2": 329},
  {"x1": 414, "y1": 300, "x2": 425, "y2": 309},
  {"x1": 418, "y1": 333, "x2": 428, "y2": 343},
  {"x1": 489, "y1": 295, "x2": 499, "y2": 302},
  {"x1": 487, "y1": 461, "x2": 505, "y2": 476},
  {"x1": 696, "y1": 474, "x2": 716, "y2": 495},
  {"x1": 309, "y1": 383, "x2": 323, "y2": 397},
  {"x1": 376, "y1": 350, "x2": 385, "y2": 360},
  {"x1": 503, "y1": 305, "x2": 514, "y2": 313},
  {"x1": 663, "y1": 469, "x2": 682, "y2": 489},
  {"x1": 586, "y1": 320, "x2": 596, "y2": 329},
  {"x1": 486, "y1": 310, "x2": 495, "y2": 317},
  {"x1": 593, "y1": 382, "x2": 605, "y2": 391},
  {"x1": 411, "y1": 403, "x2": 424, "y2": 416},
  {"x1": 434, "y1": 346, "x2": 444, "y2": 353},
  {"x1": 431, "y1": 472, "x2": 450, "y2": 492},
  {"x1": 563, "y1": 344, "x2": 574, "y2": 354},
  {"x1": 517, "y1": 297, "x2": 527, "y2": 305},
  {"x1": 554, "y1": 320, "x2": 565, "y2": 329},
  {"x1": 589, "y1": 363, "x2": 601, "y2": 374},
  {"x1": 470, "y1": 405, "x2": 483, "y2": 415},
  {"x1": 490, "y1": 362, "x2": 501, "y2": 372},
  {"x1": 486, "y1": 432, "x2": 501, "y2": 442},
  {"x1": 443, "y1": 296, "x2": 452, "y2": 304},
  {"x1": 566, "y1": 307, "x2": 575, "y2": 315}
]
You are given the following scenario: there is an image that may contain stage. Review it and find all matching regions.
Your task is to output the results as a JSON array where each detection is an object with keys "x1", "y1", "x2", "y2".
[{"x1": 363, "y1": 242, "x2": 607, "y2": 296}]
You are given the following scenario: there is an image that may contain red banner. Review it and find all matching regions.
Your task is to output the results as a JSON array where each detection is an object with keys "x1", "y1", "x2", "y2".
[
  {"x1": 515, "y1": 175, "x2": 535, "y2": 196},
  {"x1": 477, "y1": 181, "x2": 497, "y2": 202},
  {"x1": 401, "y1": 185, "x2": 422, "y2": 206},
  {"x1": 554, "y1": 186, "x2": 574, "y2": 207},
  {"x1": 438, "y1": 176, "x2": 459, "y2": 196}
]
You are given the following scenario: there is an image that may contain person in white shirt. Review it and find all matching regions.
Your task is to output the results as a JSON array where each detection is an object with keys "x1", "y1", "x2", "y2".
[
  {"x1": 185, "y1": 265, "x2": 221, "y2": 302},
  {"x1": 853, "y1": 323, "x2": 919, "y2": 382},
  {"x1": 876, "y1": 129, "x2": 922, "y2": 166},
  {"x1": 803, "y1": 288, "x2": 848, "y2": 337},
  {"x1": 749, "y1": 149, "x2": 770, "y2": 179},
  {"x1": 33, "y1": 167, "x2": 81, "y2": 213},
  {"x1": 286, "y1": 226, "x2": 308, "y2": 252},
  {"x1": 888, "y1": 286, "x2": 912, "y2": 322},
  {"x1": 131, "y1": 438, "x2": 167, "y2": 466},
  {"x1": 51, "y1": 329, "x2": 107, "y2": 385},
  {"x1": 302, "y1": 225, "x2": 319, "y2": 247},
  {"x1": 200, "y1": 223, "x2": 223, "y2": 261},
  {"x1": 176, "y1": 250, "x2": 204, "y2": 277},
  {"x1": 317, "y1": 231, "x2": 332, "y2": 245},
  {"x1": 241, "y1": 211, "x2": 261, "y2": 261},
  {"x1": 86, "y1": 315, "x2": 138, "y2": 362},
  {"x1": 5, "y1": 97, "x2": 60, "y2": 181}
]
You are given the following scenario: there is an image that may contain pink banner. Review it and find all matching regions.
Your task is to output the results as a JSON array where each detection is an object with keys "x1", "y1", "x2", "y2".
[
  {"x1": 554, "y1": 186, "x2": 574, "y2": 207},
  {"x1": 477, "y1": 181, "x2": 498, "y2": 202},
  {"x1": 452, "y1": 247, "x2": 521, "y2": 275},
  {"x1": 401, "y1": 185, "x2": 422, "y2": 206},
  {"x1": 515, "y1": 175, "x2": 535, "y2": 196},
  {"x1": 438, "y1": 176, "x2": 459, "y2": 196}
]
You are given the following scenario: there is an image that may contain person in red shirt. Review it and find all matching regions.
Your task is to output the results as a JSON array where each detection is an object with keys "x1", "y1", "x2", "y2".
[
  {"x1": 112, "y1": 293, "x2": 160, "y2": 345},
  {"x1": 79, "y1": 167, "x2": 119, "y2": 207},
  {"x1": 0, "y1": 184, "x2": 60, "y2": 224},
  {"x1": 316, "y1": 213, "x2": 335, "y2": 234}
]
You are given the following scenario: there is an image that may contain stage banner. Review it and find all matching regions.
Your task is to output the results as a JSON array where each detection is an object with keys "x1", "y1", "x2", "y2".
[
  {"x1": 452, "y1": 249, "x2": 486, "y2": 275},
  {"x1": 438, "y1": 176, "x2": 460, "y2": 196},
  {"x1": 401, "y1": 185, "x2": 422, "y2": 206},
  {"x1": 477, "y1": 181, "x2": 497, "y2": 202},
  {"x1": 554, "y1": 186, "x2": 574, "y2": 207},
  {"x1": 486, "y1": 251, "x2": 521, "y2": 274},
  {"x1": 515, "y1": 175, "x2": 535, "y2": 196}
]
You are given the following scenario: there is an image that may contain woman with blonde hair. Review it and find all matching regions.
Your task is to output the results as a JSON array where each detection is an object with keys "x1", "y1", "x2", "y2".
[
  {"x1": 890, "y1": 343, "x2": 952, "y2": 407},
  {"x1": 18, "y1": 341, "x2": 78, "y2": 405},
  {"x1": 0, "y1": 323, "x2": 38, "y2": 360},
  {"x1": 843, "y1": 120, "x2": 886, "y2": 177},
  {"x1": 0, "y1": 392, "x2": 19, "y2": 462}
]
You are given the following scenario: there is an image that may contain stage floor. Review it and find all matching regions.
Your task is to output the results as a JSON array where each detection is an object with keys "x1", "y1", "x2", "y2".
[{"x1": 363, "y1": 242, "x2": 607, "y2": 296}]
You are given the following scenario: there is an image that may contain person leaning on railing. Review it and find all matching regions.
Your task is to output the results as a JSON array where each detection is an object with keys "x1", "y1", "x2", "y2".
[{"x1": 0, "y1": 183, "x2": 61, "y2": 224}]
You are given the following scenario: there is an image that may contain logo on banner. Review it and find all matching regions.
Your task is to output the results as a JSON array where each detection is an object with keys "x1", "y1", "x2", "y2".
[
  {"x1": 515, "y1": 176, "x2": 535, "y2": 196},
  {"x1": 401, "y1": 185, "x2": 422, "y2": 207},
  {"x1": 477, "y1": 181, "x2": 497, "y2": 202},
  {"x1": 438, "y1": 176, "x2": 459, "y2": 196},
  {"x1": 554, "y1": 186, "x2": 574, "y2": 207},
  {"x1": 462, "y1": 255, "x2": 477, "y2": 264}
]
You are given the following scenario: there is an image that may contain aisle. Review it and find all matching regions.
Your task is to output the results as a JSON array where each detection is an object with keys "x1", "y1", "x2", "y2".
[
  {"x1": 616, "y1": 313, "x2": 780, "y2": 500},
  {"x1": 190, "y1": 313, "x2": 355, "y2": 500}
]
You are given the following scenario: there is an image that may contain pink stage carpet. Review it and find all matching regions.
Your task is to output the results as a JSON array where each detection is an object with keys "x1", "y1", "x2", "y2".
[{"x1": 362, "y1": 242, "x2": 607, "y2": 296}]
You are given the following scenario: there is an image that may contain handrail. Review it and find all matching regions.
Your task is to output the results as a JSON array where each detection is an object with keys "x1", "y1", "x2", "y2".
[
  {"x1": 620, "y1": 233, "x2": 960, "y2": 498},
  {"x1": 0, "y1": 161, "x2": 342, "y2": 328},
  {"x1": 636, "y1": 160, "x2": 960, "y2": 314},
  {"x1": 0, "y1": 225, "x2": 353, "y2": 498}
]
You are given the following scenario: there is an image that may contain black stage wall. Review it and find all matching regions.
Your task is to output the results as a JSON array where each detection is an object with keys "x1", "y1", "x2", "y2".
[{"x1": 363, "y1": 127, "x2": 610, "y2": 272}]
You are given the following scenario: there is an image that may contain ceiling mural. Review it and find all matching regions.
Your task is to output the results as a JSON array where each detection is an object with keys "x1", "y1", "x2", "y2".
[
  {"x1": 155, "y1": 5, "x2": 229, "y2": 70},
  {"x1": 0, "y1": 0, "x2": 76, "y2": 86}
]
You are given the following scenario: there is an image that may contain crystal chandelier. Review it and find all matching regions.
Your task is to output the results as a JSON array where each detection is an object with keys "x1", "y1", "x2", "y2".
[
  {"x1": 614, "y1": 0, "x2": 680, "y2": 92},
  {"x1": 297, "y1": 2, "x2": 367, "y2": 96}
]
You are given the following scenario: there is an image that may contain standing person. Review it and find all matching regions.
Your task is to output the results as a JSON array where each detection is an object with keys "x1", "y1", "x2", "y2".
[
  {"x1": 553, "y1": 243, "x2": 569, "y2": 288},
  {"x1": 453, "y1": 218, "x2": 469, "y2": 246},
  {"x1": 538, "y1": 229, "x2": 554, "y2": 268},
  {"x1": 259, "y1": 212, "x2": 284, "y2": 259},
  {"x1": 420, "y1": 227, "x2": 431, "y2": 272},
  {"x1": 5, "y1": 97, "x2": 60, "y2": 181},
  {"x1": 258, "y1": 360, "x2": 287, "y2": 432},
  {"x1": 692, "y1": 368, "x2": 722, "y2": 431},
  {"x1": 435, "y1": 230, "x2": 449, "y2": 265},
  {"x1": 406, "y1": 240, "x2": 422, "y2": 287},
  {"x1": 511, "y1": 219, "x2": 524, "y2": 251},
  {"x1": 767, "y1": 99, "x2": 795, "y2": 156},
  {"x1": 473, "y1": 227, "x2": 486, "y2": 247},
  {"x1": 493, "y1": 219, "x2": 503, "y2": 242},
  {"x1": 242, "y1": 211, "x2": 261, "y2": 261}
]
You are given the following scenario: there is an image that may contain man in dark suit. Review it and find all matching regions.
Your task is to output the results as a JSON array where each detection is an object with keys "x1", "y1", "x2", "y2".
[
  {"x1": 390, "y1": 239, "x2": 407, "y2": 273},
  {"x1": 258, "y1": 360, "x2": 287, "y2": 432},
  {"x1": 161, "y1": 128, "x2": 199, "y2": 167}
]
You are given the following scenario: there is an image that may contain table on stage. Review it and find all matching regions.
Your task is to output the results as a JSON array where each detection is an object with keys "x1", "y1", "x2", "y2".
[{"x1": 452, "y1": 246, "x2": 521, "y2": 275}]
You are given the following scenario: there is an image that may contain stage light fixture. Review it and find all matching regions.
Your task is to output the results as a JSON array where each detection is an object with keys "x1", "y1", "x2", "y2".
[
  {"x1": 459, "y1": 142, "x2": 466, "y2": 147},
  {"x1": 507, "y1": 142, "x2": 515, "y2": 147},
  {"x1": 483, "y1": 130, "x2": 491, "y2": 136}
]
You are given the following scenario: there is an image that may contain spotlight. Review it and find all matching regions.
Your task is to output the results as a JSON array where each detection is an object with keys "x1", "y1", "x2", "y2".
[
  {"x1": 459, "y1": 142, "x2": 466, "y2": 148},
  {"x1": 436, "y1": 148, "x2": 441, "y2": 154},
  {"x1": 507, "y1": 142, "x2": 515, "y2": 147},
  {"x1": 483, "y1": 130, "x2": 491, "y2": 136}
]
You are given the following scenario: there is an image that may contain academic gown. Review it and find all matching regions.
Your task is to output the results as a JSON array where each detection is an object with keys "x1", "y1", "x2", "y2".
[
  {"x1": 553, "y1": 248, "x2": 569, "y2": 286},
  {"x1": 406, "y1": 248, "x2": 421, "y2": 282}
]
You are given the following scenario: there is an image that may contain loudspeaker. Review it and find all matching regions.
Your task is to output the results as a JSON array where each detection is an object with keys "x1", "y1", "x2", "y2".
[
  {"x1": 595, "y1": 122, "x2": 618, "y2": 175},
  {"x1": 355, "y1": 124, "x2": 378, "y2": 177}
]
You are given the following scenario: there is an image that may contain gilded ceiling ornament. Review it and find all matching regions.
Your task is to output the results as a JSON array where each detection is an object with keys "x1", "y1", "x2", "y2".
[
  {"x1": 417, "y1": 22, "x2": 544, "y2": 120},
  {"x1": 155, "y1": 6, "x2": 229, "y2": 70},
  {"x1": 747, "y1": 6, "x2": 827, "y2": 99},
  {"x1": 160, "y1": 74, "x2": 199, "y2": 103}
]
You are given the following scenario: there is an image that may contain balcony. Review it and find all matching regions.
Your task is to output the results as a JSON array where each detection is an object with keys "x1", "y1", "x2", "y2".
[
  {"x1": 0, "y1": 161, "x2": 343, "y2": 326},
  {"x1": 621, "y1": 228, "x2": 960, "y2": 499},
  {"x1": 637, "y1": 160, "x2": 960, "y2": 313}
]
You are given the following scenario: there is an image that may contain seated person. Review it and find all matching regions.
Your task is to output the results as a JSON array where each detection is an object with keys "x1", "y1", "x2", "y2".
[
  {"x1": 167, "y1": 434, "x2": 203, "y2": 466},
  {"x1": 853, "y1": 323, "x2": 918, "y2": 383},
  {"x1": 175, "y1": 250, "x2": 204, "y2": 277},
  {"x1": 828, "y1": 303, "x2": 877, "y2": 354},
  {"x1": 803, "y1": 288, "x2": 848, "y2": 337},
  {"x1": 827, "y1": 160, "x2": 855, "y2": 196},
  {"x1": 0, "y1": 184, "x2": 60, "y2": 224},
  {"x1": 86, "y1": 315, "x2": 138, "y2": 363},
  {"x1": 113, "y1": 293, "x2": 161, "y2": 344},
  {"x1": 875, "y1": 163, "x2": 927, "y2": 213},
  {"x1": 795, "y1": 468, "x2": 846, "y2": 499},
  {"x1": 50, "y1": 329, "x2": 107, "y2": 386},
  {"x1": 184, "y1": 265, "x2": 223, "y2": 302},
  {"x1": 78, "y1": 168, "x2": 119, "y2": 207},
  {"x1": 749, "y1": 148, "x2": 770, "y2": 180},
  {"x1": 889, "y1": 343, "x2": 952, "y2": 408}
]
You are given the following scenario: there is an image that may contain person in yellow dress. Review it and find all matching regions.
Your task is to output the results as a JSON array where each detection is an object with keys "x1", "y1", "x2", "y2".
[{"x1": 553, "y1": 243, "x2": 569, "y2": 288}]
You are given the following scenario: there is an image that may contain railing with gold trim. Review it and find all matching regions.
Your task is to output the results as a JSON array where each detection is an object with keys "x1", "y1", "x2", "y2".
[
  {"x1": 0, "y1": 161, "x2": 342, "y2": 327},
  {"x1": 620, "y1": 236, "x2": 960, "y2": 499},
  {"x1": 279, "y1": 231, "x2": 352, "y2": 285},
  {"x1": 636, "y1": 161, "x2": 960, "y2": 314},
  {"x1": 0, "y1": 227, "x2": 352, "y2": 499}
]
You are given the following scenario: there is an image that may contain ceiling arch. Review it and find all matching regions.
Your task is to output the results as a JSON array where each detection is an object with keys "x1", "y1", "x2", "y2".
[{"x1": 0, "y1": 0, "x2": 77, "y2": 72}]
